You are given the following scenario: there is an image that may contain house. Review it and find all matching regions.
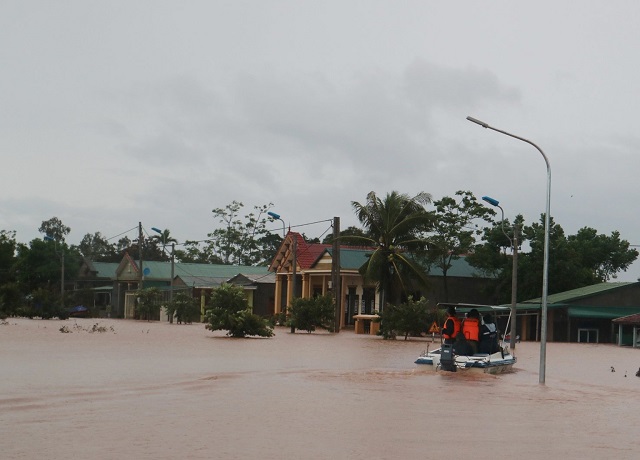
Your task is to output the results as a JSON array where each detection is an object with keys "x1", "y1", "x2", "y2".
[
  {"x1": 502, "y1": 282, "x2": 640, "y2": 343},
  {"x1": 78, "y1": 252, "x2": 271, "y2": 319},
  {"x1": 612, "y1": 313, "x2": 640, "y2": 347},
  {"x1": 75, "y1": 258, "x2": 120, "y2": 315},
  {"x1": 268, "y1": 232, "x2": 495, "y2": 329},
  {"x1": 226, "y1": 273, "x2": 276, "y2": 317}
]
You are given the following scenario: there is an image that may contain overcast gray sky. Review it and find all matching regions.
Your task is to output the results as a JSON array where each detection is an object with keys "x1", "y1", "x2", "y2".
[{"x1": 2, "y1": 1, "x2": 639, "y2": 279}]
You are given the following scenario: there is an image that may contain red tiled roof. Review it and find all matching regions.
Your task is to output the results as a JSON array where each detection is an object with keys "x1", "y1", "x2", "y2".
[
  {"x1": 612, "y1": 313, "x2": 640, "y2": 325},
  {"x1": 297, "y1": 243, "x2": 330, "y2": 269}
]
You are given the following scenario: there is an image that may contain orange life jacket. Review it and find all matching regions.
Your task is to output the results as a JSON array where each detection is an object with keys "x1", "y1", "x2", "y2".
[
  {"x1": 442, "y1": 316, "x2": 461, "y2": 340},
  {"x1": 462, "y1": 317, "x2": 480, "y2": 342}
]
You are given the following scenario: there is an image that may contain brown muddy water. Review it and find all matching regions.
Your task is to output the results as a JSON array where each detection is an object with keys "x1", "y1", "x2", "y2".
[{"x1": 1, "y1": 317, "x2": 639, "y2": 459}]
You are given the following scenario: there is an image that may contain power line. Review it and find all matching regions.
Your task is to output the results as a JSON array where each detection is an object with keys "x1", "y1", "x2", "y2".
[{"x1": 106, "y1": 226, "x2": 138, "y2": 242}]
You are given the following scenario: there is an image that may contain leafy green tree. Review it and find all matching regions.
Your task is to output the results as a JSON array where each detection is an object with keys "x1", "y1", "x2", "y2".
[
  {"x1": 76, "y1": 232, "x2": 119, "y2": 262},
  {"x1": 425, "y1": 191, "x2": 494, "y2": 302},
  {"x1": 289, "y1": 294, "x2": 335, "y2": 333},
  {"x1": 378, "y1": 296, "x2": 439, "y2": 340},
  {"x1": 205, "y1": 283, "x2": 274, "y2": 337},
  {"x1": 206, "y1": 201, "x2": 275, "y2": 266},
  {"x1": 115, "y1": 236, "x2": 133, "y2": 255},
  {"x1": 519, "y1": 216, "x2": 638, "y2": 299},
  {"x1": 518, "y1": 215, "x2": 583, "y2": 299},
  {"x1": 14, "y1": 238, "x2": 80, "y2": 300},
  {"x1": 322, "y1": 226, "x2": 370, "y2": 246},
  {"x1": 0, "y1": 230, "x2": 17, "y2": 285},
  {"x1": 174, "y1": 240, "x2": 225, "y2": 264},
  {"x1": 466, "y1": 215, "x2": 525, "y2": 304},
  {"x1": 567, "y1": 227, "x2": 638, "y2": 281},
  {"x1": 0, "y1": 282, "x2": 21, "y2": 318},
  {"x1": 256, "y1": 232, "x2": 282, "y2": 265},
  {"x1": 469, "y1": 214, "x2": 639, "y2": 303},
  {"x1": 351, "y1": 191, "x2": 433, "y2": 308},
  {"x1": 135, "y1": 287, "x2": 162, "y2": 321},
  {"x1": 38, "y1": 217, "x2": 70, "y2": 243}
]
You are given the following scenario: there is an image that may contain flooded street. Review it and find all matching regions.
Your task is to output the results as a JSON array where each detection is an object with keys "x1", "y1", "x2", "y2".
[{"x1": 2, "y1": 318, "x2": 639, "y2": 459}]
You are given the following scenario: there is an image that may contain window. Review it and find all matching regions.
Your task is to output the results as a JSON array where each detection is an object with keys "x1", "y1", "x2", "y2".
[{"x1": 578, "y1": 328, "x2": 599, "y2": 343}]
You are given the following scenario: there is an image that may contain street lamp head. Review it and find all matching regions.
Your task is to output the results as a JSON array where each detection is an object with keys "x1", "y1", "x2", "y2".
[
  {"x1": 44, "y1": 235, "x2": 54, "y2": 242},
  {"x1": 482, "y1": 196, "x2": 500, "y2": 207},
  {"x1": 466, "y1": 116, "x2": 489, "y2": 128},
  {"x1": 151, "y1": 227, "x2": 162, "y2": 234},
  {"x1": 267, "y1": 211, "x2": 286, "y2": 237}
]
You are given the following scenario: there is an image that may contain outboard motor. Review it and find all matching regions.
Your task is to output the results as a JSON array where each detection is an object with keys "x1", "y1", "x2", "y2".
[{"x1": 439, "y1": 343, "x2": 457, "y2": 372}]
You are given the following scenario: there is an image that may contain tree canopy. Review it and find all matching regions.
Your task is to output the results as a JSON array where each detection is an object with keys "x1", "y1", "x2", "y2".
[
  {"x1": 468, "y1": 214, "x2": 639, "y2": 304},
  {"x1": 424, "y1": 190, "x2": 495, "y2": 302},
  {"x1": 351, "y1": 190, "x2": 433, "y2": 307},
  {"x1": 204, "y1": 283, "x2": 274, "y2": 337},
  {"x1": 1, "y1": 193, "x2": 638, "y2": 319}
]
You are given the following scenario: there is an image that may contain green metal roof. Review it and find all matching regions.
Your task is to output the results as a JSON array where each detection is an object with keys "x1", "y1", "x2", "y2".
[
  {"x1": 522, "y1": 282, "x2": 636, "y2": 305},
  {"x1": 325, "y1": 248, "x2": 372, "y2": 270},
  {"x1": 324, "y1": 249, "x2": 479, "y2": 277},
  {"x1": 567, "y1": 306, "x2": 640, "y2": 319},
  {"x1": 92, "y1": 262, "x2": 119, "y2": 278},
  {"x1": 140, "y1": 261, "x2": 270, "y2": 280},
  {"x1": 428, "y1": 257, "x2": 481, "y2": 278}
]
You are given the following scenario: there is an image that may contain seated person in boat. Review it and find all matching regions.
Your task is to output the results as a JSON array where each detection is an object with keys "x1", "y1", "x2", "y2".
[
  {"x1": 461, "y1": 309, "x2": 481, "y2": 355},
  {"x1": 441, "y1": 306, "x2": 461, "y2": 345},
  {"x1": 453, "y1": 331, "x2": 474, "y2": 356},
  {"x1": 479, "y1": 313, "x2": 499, "y2": 354}
]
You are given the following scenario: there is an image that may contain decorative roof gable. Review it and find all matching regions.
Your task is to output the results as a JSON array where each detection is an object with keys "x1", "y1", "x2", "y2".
[{"x1": 268, "y1": 231, "x2": 331, "y2": 272}]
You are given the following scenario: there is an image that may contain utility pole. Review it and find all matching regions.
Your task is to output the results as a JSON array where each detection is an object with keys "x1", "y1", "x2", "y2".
[
  {"x1": 170, "y1": 243, "x2": 175, "y2": 303},
  {"x1": 510, "y1": 225, "x2": 519, "y2": 350},
  {"x1": 138, "y1": 222, "x2": 144, "y2": 290},
  {"x1": 60, "y1": 249, "x2": 65, "y2": 307},
  {"x1": 290, "y1": 236, "x2": 297, "y2": 333},
  {"x1": 332, "y1": 216, "x2": 341, "y2": 332}
]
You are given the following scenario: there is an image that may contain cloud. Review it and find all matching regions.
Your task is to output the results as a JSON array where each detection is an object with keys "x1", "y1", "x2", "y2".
[{"x1": 402, "y1": 59, "x2": 521, "y2": 110}]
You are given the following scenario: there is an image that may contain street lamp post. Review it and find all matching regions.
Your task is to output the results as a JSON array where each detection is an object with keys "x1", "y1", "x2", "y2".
[
  {"x1": 482, "y1": 195, "x2": 519, "y2": 352},
  {"x1": 468, "y1": 116, "x2": 551, "y2": 385},
  {"x1": 44, "y1": 236, "x2": 64, "y2": 307}
]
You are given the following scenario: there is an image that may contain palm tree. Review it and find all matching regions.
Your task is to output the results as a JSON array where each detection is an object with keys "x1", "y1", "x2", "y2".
[
  {"x1": 351, "y1": 191, "x2": 433, "y2": 309},
  {"x1": 150, "y1": 229, "x2": 177, "y2": 261}
]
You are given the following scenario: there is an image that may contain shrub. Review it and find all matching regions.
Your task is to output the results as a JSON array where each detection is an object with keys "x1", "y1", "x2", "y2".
[
  {"x1": 165, "y1": 291, "x2": 200, "y2": 324},
  {"x1": 378, "y1": 296, "x2": 439, "y2": 340},
  {"x1": 205, "y1": 283, "x2": 273, "y2": 338},
  {"x1": 0, "y1": 282, "x2": 22, "y2": 317},
  {"x1": 135, "y1": 287, "x2": 162, "y2": 321},
  {"x1": 289, "y1": 294, "x2": 335, "y2": 333}
]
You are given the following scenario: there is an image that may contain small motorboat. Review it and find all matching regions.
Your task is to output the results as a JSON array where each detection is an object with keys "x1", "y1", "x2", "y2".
[
  {"x1": 415, "y1": 345, "x2": 516, "y2": 374},
  {"x1": 415, "y1": 303, "x2": 517, "y2": 374}
]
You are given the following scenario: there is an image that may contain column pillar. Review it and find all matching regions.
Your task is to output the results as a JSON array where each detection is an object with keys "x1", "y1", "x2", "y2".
[
  {"x1": 274, "y1": 274, "x2": 283, "y2": 314},
  {"x1": 286, "y1": 274, "x2": 293, "y2": 307}
]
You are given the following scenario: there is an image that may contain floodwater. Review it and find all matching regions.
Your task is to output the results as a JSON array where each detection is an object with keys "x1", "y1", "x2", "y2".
[{"x1": 1, "y1": 318, "x2": 639, "y2": 460}]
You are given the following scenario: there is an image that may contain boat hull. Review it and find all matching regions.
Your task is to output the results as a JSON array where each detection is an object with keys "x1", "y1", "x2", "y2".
[{"x1": 415, "y1": 348, "x2": 516, "y2": 374}]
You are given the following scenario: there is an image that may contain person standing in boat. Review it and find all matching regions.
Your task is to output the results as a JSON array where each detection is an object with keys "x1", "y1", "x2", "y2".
[
  {"x1": 479, "y1": 313, "x2": 499, "y2": 354},
  {"x1": 462, "y1": 309, "x2": 481, "y2": 355},
  {"x1": 441, "y1": 306, "x2": 461, "y2": 345}
]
